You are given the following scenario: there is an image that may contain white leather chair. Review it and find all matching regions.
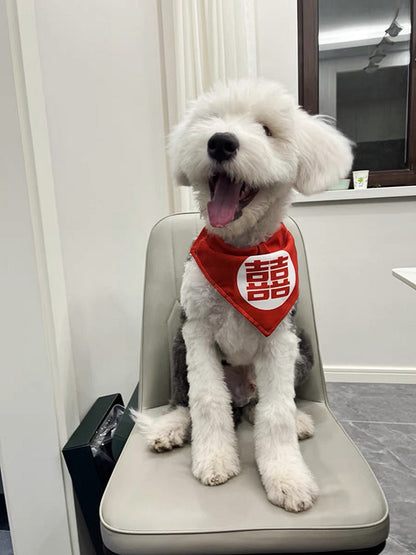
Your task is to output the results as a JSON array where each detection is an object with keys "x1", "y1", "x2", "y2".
[{"x1": 100, "y1": 213, "x2": 389, "y2": 554}]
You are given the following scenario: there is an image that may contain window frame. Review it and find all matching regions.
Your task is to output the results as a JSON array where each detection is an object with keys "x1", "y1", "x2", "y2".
[{"x1": 298, "y1": 0, "x2": 416, "y2": 187}]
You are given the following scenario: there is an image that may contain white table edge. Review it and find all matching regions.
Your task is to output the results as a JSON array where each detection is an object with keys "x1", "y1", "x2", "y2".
[{"x1": 392, "y1": 268, "x2": 416, "y2": 291}]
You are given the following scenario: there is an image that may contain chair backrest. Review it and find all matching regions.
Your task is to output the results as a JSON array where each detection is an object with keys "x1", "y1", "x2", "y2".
[{"x1": 139, "y1": 213, "x2": 327, "y2": 410}]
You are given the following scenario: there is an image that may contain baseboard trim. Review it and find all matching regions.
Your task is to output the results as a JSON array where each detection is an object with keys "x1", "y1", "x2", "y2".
[{"x1": 324, "y1": 365, "x2": 416, "y2": 384}]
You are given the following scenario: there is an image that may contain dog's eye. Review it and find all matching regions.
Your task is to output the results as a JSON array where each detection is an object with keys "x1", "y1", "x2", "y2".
[{"x1": 262, "y1": 125, "x2": 272, "y2": 137}]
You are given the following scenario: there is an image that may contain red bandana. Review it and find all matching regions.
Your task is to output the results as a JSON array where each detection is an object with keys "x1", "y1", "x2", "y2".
[{"x1": 190, "y1": 224, "x2": 299, "y2": 337}]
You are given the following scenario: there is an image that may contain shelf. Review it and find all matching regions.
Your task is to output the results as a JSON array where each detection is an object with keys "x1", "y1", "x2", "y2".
[{"x1": 293, "y1": 185, "x2": 416, "y2": 204}]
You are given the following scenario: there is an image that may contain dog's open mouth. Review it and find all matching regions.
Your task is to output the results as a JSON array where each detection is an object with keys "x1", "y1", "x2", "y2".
[{"x1": 207, "y1": 173, "x2": 258, "y2": 228}]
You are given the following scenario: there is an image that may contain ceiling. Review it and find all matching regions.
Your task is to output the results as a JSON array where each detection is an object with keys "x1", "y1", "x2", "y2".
[{"x1": 319, "y1": 0, "x2": 411, "y2": 34}]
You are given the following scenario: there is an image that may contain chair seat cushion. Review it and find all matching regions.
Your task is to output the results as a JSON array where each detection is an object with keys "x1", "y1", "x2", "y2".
[{"x1": 100, "y1": 400, "x2": 388, "y2": 554}]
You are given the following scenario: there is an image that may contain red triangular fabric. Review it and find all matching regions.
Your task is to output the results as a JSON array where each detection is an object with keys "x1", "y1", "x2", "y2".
[{"x1": 190, "y1": 224, "x2": 299, "y2": 336}]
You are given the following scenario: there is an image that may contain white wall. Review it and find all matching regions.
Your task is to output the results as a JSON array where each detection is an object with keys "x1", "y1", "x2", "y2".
[
  {"x1": 290, "y1": 197, "x2": 416, "y2": 379},
  {"x1": 35, "y1": 0, "x2": 169, "y2": 416},
  {"x1": 257, "y1": 1, "x2": 416, "y2": 380},
  {"x1": 0, "y1": 2, "x2": 76, "y2": 552}
]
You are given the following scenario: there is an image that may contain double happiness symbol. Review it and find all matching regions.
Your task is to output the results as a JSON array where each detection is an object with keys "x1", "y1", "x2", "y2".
[{"x1": 237, "y1": 250, "x2": 296, "y2": 310}]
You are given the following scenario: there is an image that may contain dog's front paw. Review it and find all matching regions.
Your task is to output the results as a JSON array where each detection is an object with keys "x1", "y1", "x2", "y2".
[
  {"x1": 132, "y1": 407, "x2": 190, "y2": 453},
  {"x1": 148, "y1": 425, "x2": 188, "y2": 453},
  {"x1": 261, "y1": 466, "x2": 318, "y2": 512},
  {"x1": 296, "y1": 409, "x2": 314, "y2": 440},
  {"x1": 193, "y1": 449, "x2": 240, "y2": 486}
]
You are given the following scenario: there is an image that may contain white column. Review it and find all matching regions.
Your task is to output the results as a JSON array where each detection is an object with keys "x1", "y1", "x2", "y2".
[{"x1": 0, "y1": 1, "x2": 79, "y2": 553}]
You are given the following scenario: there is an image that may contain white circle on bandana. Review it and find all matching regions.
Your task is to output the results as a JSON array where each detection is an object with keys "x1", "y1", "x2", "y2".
[{"x1": 237, "y1": 250, "x2": 295, "y2": 311}]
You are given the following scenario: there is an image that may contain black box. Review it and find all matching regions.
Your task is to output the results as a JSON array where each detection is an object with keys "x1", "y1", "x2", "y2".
[
  {"x1": 63, "y1": 393, "x2": 123, "y2": 554},
  {"x1": 112, "y1": 384, "x2": 138, "y2": 461}
]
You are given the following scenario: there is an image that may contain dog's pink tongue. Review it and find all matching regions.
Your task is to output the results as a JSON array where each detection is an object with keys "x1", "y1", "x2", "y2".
[{"x1": 207, "y1": 175, "x2": 242, "y2": 228}]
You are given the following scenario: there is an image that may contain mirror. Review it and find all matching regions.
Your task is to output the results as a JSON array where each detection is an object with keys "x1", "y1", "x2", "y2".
[{"x1": 318, "y1": 0, "x2": 412, "y2": 172}]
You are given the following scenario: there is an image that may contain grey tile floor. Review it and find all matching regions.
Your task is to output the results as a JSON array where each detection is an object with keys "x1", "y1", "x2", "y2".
[
  {"x1": 0, "y1": 531, "x2": 12, "y2": 555},
  {"x1": 0, "y1": 383, "x2": 414, "y2": 555},
  {"x1": 0, "y1": 471, "x2": 12, "y2": 555},
  {"x1": 326, "y1": 383, "x2": 416, "y2": 555}
]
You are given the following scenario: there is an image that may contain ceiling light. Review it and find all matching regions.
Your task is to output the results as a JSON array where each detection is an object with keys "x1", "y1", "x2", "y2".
[{"x1": 386, "y1": 20, "x2": 403, "y2": 37}]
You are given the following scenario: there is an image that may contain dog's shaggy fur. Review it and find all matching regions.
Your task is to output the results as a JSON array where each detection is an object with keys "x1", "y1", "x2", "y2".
[{"x1": 135, "y1": 79, "x2": 352, "y2": 512}]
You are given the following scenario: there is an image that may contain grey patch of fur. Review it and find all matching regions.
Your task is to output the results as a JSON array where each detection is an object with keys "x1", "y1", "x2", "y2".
[
  {"x1": 290, "y1": 302, "x2": 298, "y2": 318},
  {"x1": 232, "y1": 406, "x2": 244, "y2": 426},
  {"x1": 295, "y1": 328, "x2": 314, "y2": 388},
  {"x1": 171, "y1": 325, "x2": 189, "y2": 407}
]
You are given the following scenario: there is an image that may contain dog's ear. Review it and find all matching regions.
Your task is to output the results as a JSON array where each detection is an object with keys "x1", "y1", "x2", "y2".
[
  {"x1": 168, "y1": 120, "x2": 191, "y2": 187},
  {"x1": 294, "y1": 110, "x2": 353, "y2": 195}
]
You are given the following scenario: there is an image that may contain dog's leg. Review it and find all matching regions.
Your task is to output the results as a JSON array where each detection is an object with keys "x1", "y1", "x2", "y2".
[
  {"x1": 131, "y1": 406, "x2": 191, "y2": 452},
  {"x1": 254, "y1": 324, "x2": 318, "y2": 512},
  {"x1": 183, "y1": 321, "x2": 240, "y2": 486},
  {"x1": 244, "y1": 405, "x2": 314, "y2": 440}
]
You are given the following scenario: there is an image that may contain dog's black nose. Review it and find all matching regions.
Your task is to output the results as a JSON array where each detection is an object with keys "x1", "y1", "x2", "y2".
[{"x1": 207, "y1": 133, "x2": 239, "y2": 162}]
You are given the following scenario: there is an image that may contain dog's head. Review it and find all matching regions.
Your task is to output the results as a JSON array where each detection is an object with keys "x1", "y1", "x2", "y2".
[{"x1": 169, "y1": 79, "x2": 352, "y2": 239}]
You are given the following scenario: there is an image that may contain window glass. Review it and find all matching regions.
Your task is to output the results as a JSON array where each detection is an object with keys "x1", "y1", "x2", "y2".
[{"x1": 319, "y1": 0, "x2": 411, "y2": 171}]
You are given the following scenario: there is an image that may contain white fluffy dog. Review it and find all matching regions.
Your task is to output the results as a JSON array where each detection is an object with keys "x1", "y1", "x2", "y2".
[{"x1": 138, "y1": 79, "x2": 352, "y2": 512}]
